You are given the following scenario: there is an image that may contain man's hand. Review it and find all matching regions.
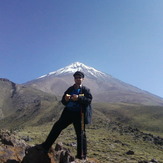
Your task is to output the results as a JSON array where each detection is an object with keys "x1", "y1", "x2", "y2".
[
  {"x1": 71, "y1": 94, "x2": 78, "y2": 101},
  {"x1": 65, "y1": 94, "x2": 71, "y2": 101}
]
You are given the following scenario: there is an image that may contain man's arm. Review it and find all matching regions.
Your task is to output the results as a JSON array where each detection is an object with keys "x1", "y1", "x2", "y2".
[
  {"x1": 78, "y1": 87, "x2": 92, "y2": 106},
  {"x1": 61, "y1": 87, "x2": 72, "y2": 106}
]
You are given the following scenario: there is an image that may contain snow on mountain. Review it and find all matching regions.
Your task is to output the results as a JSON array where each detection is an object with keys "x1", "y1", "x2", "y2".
[{"x1": 38, "y1": 62, "x2": 110, "y2": 79}]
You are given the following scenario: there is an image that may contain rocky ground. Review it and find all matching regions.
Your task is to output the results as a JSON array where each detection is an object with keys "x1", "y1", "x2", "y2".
[
  {"x1": 1, "y1": 122, "x2": 163, "y2": 163},
  {"x1": 0, "y1": 129, "x2": 99, "y2": 163}
]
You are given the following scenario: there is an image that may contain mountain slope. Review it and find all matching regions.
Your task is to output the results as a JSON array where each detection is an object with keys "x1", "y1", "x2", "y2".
[
  {"x1": 25, "y1": 62, "x2": 163, "y2": 106},
  {"x1": 0, "y1": 78, "x2": 58, "y2": 127},
  {"x1": 0, "y1": 78, "x2": 16, "y2": 119}
]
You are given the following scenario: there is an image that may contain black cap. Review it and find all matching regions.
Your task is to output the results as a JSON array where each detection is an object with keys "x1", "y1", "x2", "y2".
[{"x1": 73, "y1": 71, "x2": 84, "y2": 78}]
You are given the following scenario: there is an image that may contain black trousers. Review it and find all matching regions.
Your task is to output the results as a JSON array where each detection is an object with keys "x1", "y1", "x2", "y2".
[{"x1": 43, "y1": 109, "x2": 87, "y2": 157}]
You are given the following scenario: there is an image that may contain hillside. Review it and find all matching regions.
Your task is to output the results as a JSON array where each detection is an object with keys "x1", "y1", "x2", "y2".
[
  {"x1": 2, "y1": 121, "x2": 163, "y2": 163},
  {"x1": 1, "y1": 100, "x2": 163, "y2": 163},
  {"x1": 0, "y1": 78, "x2": 17, "y2": 118},
  {"x1": 9, "y1": 102, "x2": 163, "y2": 163},
  {"x1": 93, "y1": 103, "x2": 163, "y2": 136},
  {"x1": 0, "y1": 78, "x2": 58, "y2": 128}
]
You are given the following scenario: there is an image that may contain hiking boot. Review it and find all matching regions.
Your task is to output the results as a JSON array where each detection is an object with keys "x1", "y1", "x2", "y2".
[
  {"x1": 35, "y1": 144, "x2": 49, "y2": 154},
  {"x1": 75, "y1": 155, "x2": 87, "y2": 160}
]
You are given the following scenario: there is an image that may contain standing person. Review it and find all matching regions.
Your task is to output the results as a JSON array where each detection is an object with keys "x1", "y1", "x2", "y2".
[{"x1": 40, "y1": 71, "x2": 93, "y2": 160}]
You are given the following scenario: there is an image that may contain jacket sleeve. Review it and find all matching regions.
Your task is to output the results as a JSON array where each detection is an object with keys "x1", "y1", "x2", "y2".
[
  {"x1": 61, "y1": 87, "x2": 72, "y2": 106},
  {"x1": 78, "y1": 87, "x2": 93, "y2": 106}
]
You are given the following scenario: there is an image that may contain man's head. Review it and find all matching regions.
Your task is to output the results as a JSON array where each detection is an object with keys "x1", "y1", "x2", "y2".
[
  {"x1": 73, "y1": 71, "x2": 84, "y2": 78},
  {"x1": 73, "y1": 71, "x2": 84, "y2": 86}
]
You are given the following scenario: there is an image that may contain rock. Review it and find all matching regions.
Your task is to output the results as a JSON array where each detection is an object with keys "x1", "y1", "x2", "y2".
[
  {"x1": 109, "y1": 122, "x2": 163, "y2": 147},
  {"x1": 55, "y1": 142, "x2": 75, "y2": 163},
  {"x1": 21, "y1": 136, "x2": 33, "y2": 142},
  {"x1": 126, "y1": 150, "x2": 134, "y2": 155},
  {"x1": 22, "y1": 146, "x2": 56, "y2": 163},
  {"x1": 0, "y1": 130, "x2": 100, "y2": 163},
  {"x1": 0, "y1": 129, "x2": 56, "y2": 163},
  {"x1": 0, "y1": 129, "x2": 27, "y2": 148},
  {"x1": 150, "y1": 158, "x2": 158, "y2": 163},
  {"x1": 138, "y1": 158, "x2": 158, "y2": 163},
  {"x1": 55, "y1": 142, "x2": 63, "y2": 151},
  {"x1": 0, "y1": 129, "x2": 28, "y2": 163}
]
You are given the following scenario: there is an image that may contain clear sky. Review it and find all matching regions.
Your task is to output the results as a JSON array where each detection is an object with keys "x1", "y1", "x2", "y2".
[{"x1": 0, "y1": 0, "x2": 163, "y2": 98}]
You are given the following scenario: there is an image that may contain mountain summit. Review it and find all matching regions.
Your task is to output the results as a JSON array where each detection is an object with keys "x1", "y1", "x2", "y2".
[
  {"x1": 26, "y1": 62, "x2": 163, "y2": 105},
  {"x1": 38, "y1": 62, "x2": 108, "y2": 80}
]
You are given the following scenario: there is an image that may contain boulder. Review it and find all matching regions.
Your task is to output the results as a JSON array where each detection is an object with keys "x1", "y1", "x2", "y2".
[
  {"x1": 0, "y1": 129, "x2": 27, "y2": 163},
  {"x1": 21, "y1": 146, "x2": 56, "y2": 163}
]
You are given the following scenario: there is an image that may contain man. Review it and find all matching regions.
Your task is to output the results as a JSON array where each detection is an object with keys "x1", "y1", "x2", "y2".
[{"x1": 40, "y1": 71, "x2": 93, "y2": 159}]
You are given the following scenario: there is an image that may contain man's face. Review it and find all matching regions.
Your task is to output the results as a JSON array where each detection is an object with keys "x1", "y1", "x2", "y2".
[{"x1": 74, "y1": 75, "x2": 84, "y2": 85}]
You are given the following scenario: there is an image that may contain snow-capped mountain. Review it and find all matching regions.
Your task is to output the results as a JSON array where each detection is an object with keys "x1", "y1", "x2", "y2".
[
  {"x1": 38, "y1": 62, "x2": 109, "y2": 79},
  {"x1": 25, "y1": 62, "x2": 163, "y2": 105}
]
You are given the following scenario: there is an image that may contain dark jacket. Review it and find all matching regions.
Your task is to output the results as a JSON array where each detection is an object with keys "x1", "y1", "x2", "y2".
[{"x1": 61, "y1": 85, "x2": 93, "y2": 124}]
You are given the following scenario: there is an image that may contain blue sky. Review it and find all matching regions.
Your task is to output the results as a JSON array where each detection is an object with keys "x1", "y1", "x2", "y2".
[{"x1": 0, "y1": 0, "x2": 163, "y2": 98}]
